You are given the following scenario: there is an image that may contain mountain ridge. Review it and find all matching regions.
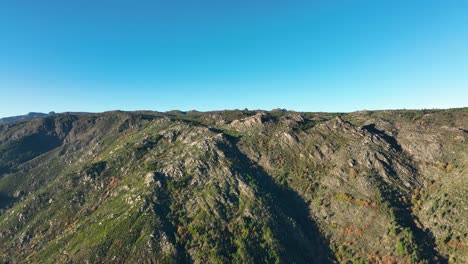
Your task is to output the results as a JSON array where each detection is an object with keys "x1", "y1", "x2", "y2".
[{"x1": 0, "y1": 112, "x2": 50, "y2": 123}]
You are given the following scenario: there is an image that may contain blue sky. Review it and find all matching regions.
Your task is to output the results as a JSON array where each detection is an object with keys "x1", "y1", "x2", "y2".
[{"x1": 1, "y1": 1, "x2": 467, "y2": 117}]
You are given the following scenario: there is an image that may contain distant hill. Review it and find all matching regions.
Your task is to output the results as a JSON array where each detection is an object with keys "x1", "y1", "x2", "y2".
[
  {"x1": 0, "y1": 108, "x2": 466, "y2": 263},
  {"x1": 0, "y1": 111, "x2": 92, "y2": 123},
  {"x1": 0, "y1": 112, "x2": 51, "y2": 123}
]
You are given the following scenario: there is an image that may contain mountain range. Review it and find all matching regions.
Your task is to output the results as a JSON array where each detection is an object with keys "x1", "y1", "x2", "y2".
[{"x1": 0, "y1": 108, "x2": 466, "y2": 263}]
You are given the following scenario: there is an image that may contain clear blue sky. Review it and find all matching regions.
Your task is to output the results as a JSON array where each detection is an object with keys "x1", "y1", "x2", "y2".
[{"x1": 1, "y1": 1, "x2": 467, "y2": 117}]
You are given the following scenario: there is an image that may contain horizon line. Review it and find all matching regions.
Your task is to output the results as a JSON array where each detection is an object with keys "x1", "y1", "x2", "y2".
[{"x1": 2, "y1": 106, "x2": 467, "y2": 119}]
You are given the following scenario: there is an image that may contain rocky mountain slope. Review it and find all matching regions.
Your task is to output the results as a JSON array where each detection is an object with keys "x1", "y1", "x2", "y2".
[{"x1": 0, "y1": 108, "x2": 467, "y2": 263}]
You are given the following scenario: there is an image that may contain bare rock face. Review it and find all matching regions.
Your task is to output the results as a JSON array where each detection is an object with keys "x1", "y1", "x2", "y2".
[
  {"x1": 0, "y1": 108, "x2": 466, "y2": 263},
  {"x1": 229, "y1": 112, "x2": 266, "y2": 130},
  {"x1": 145, "y1": 172, "x2": 155, "y2": 187}
]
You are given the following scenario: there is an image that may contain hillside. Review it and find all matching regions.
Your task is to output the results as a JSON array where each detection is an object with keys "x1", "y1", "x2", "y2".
[{"x1": 0, "y1": 108, "x2": 467, "y2": 263}]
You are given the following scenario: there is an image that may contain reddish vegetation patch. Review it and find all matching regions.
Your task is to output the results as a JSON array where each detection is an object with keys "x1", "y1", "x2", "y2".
[
  {"x1": 377, "y1": 255, "x2": 406, "y2": 264},
  {"x1": 108, "y1": 177, "x2": 121, "y2": 190},
  {"x1": 446, "y1": 239, "x2": 466, "y2": 250},
  {"x1": 355, "y1": 198, "x2": 377, "y2": 209},
  {"x1": 336, "y1": 192, "x2": 377, "y2": 209},
  {"x1": 343, "y1": 226, "x2": 364, "y2": 238}
]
